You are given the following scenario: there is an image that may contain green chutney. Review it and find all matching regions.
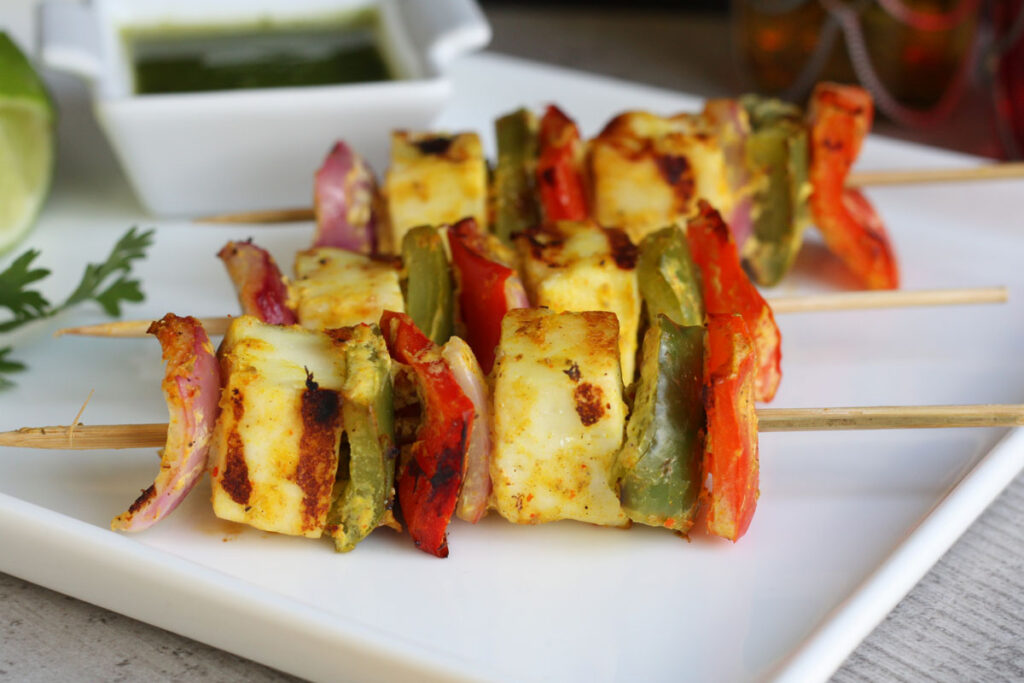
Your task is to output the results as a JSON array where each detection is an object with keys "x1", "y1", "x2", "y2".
[{"x1": 125, "y1": 10, "x2": 395, "y2": 95}]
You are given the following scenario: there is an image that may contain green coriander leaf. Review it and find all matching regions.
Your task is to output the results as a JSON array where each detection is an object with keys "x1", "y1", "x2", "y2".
[
  {"x1": 94, "y1": 275, "x2": 145, "y2": 317},
  {"x1": 0, "y1": 226, "x2": 154, "y2": 390},
  {"x1": 0, "y1": 249, "x2": 51, "y2": 332},
  {"x1": 0, "y1": 346, "x2": 26, "y2": 389},
  {"x1": 60, "y1": 227, "x2": 154, "y2": 312}
]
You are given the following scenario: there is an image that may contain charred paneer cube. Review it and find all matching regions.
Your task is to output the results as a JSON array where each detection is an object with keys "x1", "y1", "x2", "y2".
[
  {"x1": 385, "y1": 131, "x2": 487, "y2": 248},
  {"x1": 516, "y1": 222, "x2": 641, "y2": 383},
  {"x1": 491, "y1": 309, "x2": 628, "y2": 526},
  {"x1": 292, "y1": 247, "x2": 404, "y2": 331},
  {"x1": 210, "y1": 316, "x2": 348, "y2": 537},
  {"x1": 589, "y1": 111, "x2": 732, "y2": 244}
]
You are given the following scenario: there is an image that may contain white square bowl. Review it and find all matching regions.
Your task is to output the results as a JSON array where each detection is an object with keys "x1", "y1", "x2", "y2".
[{"x1": 39, "y1": 0, "x2": 491, "y2": 216}]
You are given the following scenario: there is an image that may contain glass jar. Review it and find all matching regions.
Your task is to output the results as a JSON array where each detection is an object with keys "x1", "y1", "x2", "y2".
[
  {"x1": 993, "y1": 0, "x2": 1024, "y2": 157},
  {"x1": 733, "y1": 0, "x2": 980, "y2": 112}
]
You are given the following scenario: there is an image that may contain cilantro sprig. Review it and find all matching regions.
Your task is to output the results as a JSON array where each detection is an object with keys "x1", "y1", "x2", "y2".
[
  {"x1": 0, "y1": 347, "x2": 26, "y2": 390},
  {"x1": 0, "y1": 227, "x2": 154, "y2": 388}
]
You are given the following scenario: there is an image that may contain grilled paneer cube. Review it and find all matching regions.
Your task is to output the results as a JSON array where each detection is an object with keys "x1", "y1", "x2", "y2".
[
  {"x1": 210, "y1": 316, "x2": 347, "y2": 537},
  {"x1": 491, "y1": 309, "x2": 628, "y2": 526},
  {"x1": 516, "y1": 222, "x2": 641, "y2": 383},
  {"x1": 385, "y1": 131, "x2": 487, "y2": 248},
  {"x1": 589, "y1": 111, "x2": 732, "y2": 244},
  {"x1": 293, "y1": 247, "x2": 404, "y2": 330}
]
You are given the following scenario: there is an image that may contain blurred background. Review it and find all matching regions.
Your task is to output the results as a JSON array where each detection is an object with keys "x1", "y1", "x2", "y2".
[
  {"x1": 4, "y1": 0, "x2": 1021, "y2": 159},
  {"x1": 480, "y1": 0, "x2": 1024, "y2": 159}
]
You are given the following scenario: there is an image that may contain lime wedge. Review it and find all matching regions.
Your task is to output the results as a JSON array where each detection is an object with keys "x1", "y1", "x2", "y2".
[{"x1": 0, "y1": 32, "x2": 55, "y2": 255}]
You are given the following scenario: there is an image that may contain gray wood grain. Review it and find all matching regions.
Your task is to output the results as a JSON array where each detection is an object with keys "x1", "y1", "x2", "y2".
[
  {"x1": 0, "y1": 571, "x2": 297, "y2": 682},
  {"x1": 833, "y1": 473, "x2": 1024, "y2": 683}
]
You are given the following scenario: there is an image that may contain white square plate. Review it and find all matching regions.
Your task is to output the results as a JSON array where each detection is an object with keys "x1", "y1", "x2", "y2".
[{"x1": 2, "y1": 54, "x2": 1023, "y2": 682}]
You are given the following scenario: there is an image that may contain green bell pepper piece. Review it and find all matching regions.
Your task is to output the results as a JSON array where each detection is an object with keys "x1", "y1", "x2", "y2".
[
  {"x1": 637, "y1": 226, "x2": 704, "y2": 328},
  {"x1": 326, "y1": 324, "x2": 396, "y2": 552},
  {"x1": 740, "y1": 95, "x2": 812, "y2": 287},
  {"x1": 493, "y1": 108, "x2": 540, "y2": 244},
  {"x1": 401, "y1": 225, "x2": 454, "y2": 345},
  {"x1": 617, "y1": 315, "x2": 705, "y2": 532}
]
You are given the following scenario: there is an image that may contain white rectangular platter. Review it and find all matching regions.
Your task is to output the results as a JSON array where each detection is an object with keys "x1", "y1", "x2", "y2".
[{"x1": 2, "y1": 53, "x2": 1023, "y2": 682}]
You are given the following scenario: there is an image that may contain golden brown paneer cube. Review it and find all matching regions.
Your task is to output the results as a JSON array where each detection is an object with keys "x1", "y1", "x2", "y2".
[
  {"x1": 516, "y1": 222, "x2": 641, "y2": 383},
  {"x1": 589, "y1": 111, "x2": 732, "y2": 243},
  {"x1": 209, "y1": 316, "x2": 347, "y2": 537},
  {"x1": 490, "y1": 308, "x2": 629, "y2": 527},
  {"x1": 385, "y1": 131, "x2": 487, "y2": 247},
  {"x1": 292, "y1": 247, "x2": 404, "y2": 331}
]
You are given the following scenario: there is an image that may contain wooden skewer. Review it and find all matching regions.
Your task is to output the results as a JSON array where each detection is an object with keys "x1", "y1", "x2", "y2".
[
  {"x1": 0, "y1": 423, "x2": 170, "y2": 449},
  {"x1": 766, "y1": 286, "x2": 1007, "y2": 314},
  {"x1": 846, "y1": 162, "x2": 1024, "y2": 188},
  {"x1": 3, "y1": 404, "x2": 1021, "y2": 450},
  {"x1": 55, "y1": 317, "x2": 234, "y2": 338},
  {"x1": 189, "y1": 164, "x2": 1024, "y2": 225},
  {"x1": 52, "y1": 286, "x2": 1008, "y2": 339},
  {"x1": 755, "y1": 404, "x2": 1024, "y2": 432},
  {"x1": 193, "y1": 207, "x2": 315, "y2": 224}
]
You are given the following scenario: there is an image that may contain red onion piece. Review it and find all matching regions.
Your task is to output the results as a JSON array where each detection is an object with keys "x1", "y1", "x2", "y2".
[
  {"x1": 313, "y1": 141, "x2": 380, "y2": 254},
  {"x1": 112, "y1": 315, "x2": 221, "y2": 531},
  {"x1": 504, "y1": 274, "x2": 530, "y2": 309},
  {"x1": 728, "y1": 196, "x2": 755, "y2": 253},
  {"x1": 703, "y1": 99, "x2": 754, "y2": 249},
  {"x1": 441, "y1": 337, "x2": 493, "y2": 523},
  {"x1": 217, "y1": 241, "x2": 297, "y2": 325}
]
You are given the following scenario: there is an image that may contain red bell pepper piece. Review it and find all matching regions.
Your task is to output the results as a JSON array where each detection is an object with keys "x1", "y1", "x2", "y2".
[
  {"x1": 448, "y1": 218, "x2": 529, "y2": 374},
  {"x1": 808, "y1": 83, "x2": 899, "y2": 290},
  {"x1": 537, "y1": 105, "x2": 589, "y2": 224},
  {"x1": 217, "y1": 240, "x2": 297, "y2": 325},
  {"x1": 686, "y1": 201, "x2": 782, "y2": 402},
  {"x1": 380, "y1": 311, "x2": 475, "y2": 558},
  {"x1": 703, "y1": 314, "x2": 759, "y2": 542}
]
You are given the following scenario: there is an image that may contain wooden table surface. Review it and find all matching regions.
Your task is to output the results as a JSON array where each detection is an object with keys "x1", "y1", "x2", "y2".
[{"x1": 2, "y1": 5, "x2": 1022, "y2": 682}]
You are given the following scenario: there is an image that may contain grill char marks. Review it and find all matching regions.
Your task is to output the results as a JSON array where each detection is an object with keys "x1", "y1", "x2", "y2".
[
  {"x1": 221, "y1": 389, "x2": 253, "y2": 505},
  {"x1": 603, "y1": 227, "x2": 639, "y2": 270},
  {"x1": 125, "y1": 484, "x2": 157, "y2": 514},
  {"x1": 657, "y1": 154, "x2": 696, "y2": 212},
  {"x1": 573, "y1": 382, "x2": 606, "y2": 426},
  {"x1": 296, "y1": 374, "x2": 344, "y2": 531},
  {"x1": 413, "y1": 136, "x2": 454, "y2": 157}
]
